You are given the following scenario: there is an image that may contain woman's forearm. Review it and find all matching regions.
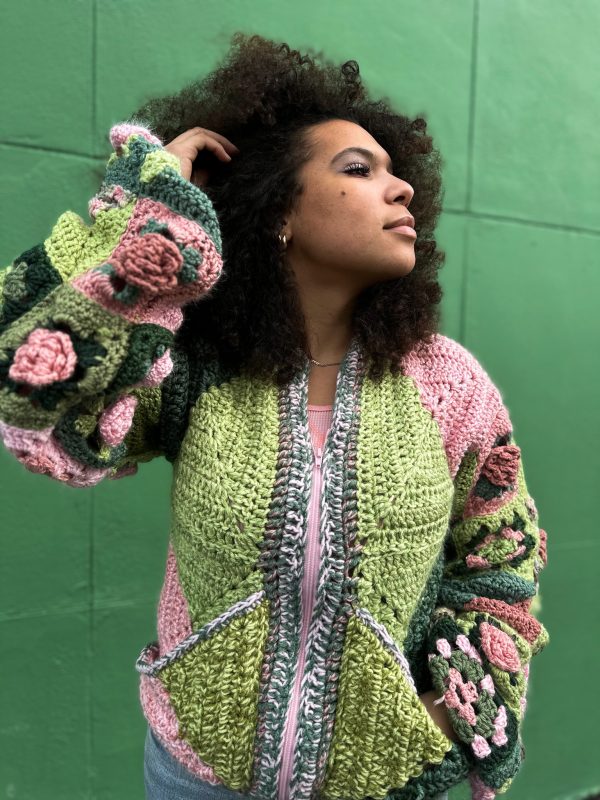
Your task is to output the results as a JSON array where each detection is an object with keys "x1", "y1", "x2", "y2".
[{"x1": 419, "y1": 690, "x2": 460, "y2": 743}]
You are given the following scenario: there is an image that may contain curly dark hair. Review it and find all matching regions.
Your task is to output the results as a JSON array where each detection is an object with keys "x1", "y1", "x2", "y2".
[{"x1": 128, "y1": 32, "x2": 446, "y2": 386}]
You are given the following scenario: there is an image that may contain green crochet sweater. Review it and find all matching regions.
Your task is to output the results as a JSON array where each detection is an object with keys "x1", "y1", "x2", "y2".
[{"x1": 0, "y1": 123, "x2": 549, "y2": 800}]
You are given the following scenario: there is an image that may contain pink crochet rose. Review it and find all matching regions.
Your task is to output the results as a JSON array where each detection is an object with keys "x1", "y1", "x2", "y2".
[
  {"x1": 481, "y1": 444, "x2": 520, "y2": 487},
  {"x1": 111, "y1": 234, "x2": 183, "y2": 294},
  {"x1": 9, "y1": 328, "x2": 77, "y2": 386},
  {"x1": 479, "y1": 621, "x2": 521, "y2": 672}
]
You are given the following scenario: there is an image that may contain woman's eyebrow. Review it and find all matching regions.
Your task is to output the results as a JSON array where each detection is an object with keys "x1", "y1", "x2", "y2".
[{"x1": 330, "y1": 146, "x2": 394, "y2": 173}]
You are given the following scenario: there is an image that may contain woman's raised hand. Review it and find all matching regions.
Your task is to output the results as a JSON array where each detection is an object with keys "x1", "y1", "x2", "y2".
[{"x1": 164, "y1": 127, "x2": 240, "y2": 187}]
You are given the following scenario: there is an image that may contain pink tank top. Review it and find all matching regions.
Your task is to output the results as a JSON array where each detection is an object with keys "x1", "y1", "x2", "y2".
[{"x1": 278, "y1": 403, "x2": 333, "y2": 799}]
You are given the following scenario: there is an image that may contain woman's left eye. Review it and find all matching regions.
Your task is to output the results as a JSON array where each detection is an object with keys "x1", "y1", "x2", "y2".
[{"x1": 343, "y1": 162, "x2": 371, "y2": 176}]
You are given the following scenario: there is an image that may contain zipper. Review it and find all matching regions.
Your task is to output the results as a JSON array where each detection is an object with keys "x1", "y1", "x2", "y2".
[
  {"x1": 315, "y1": 445, "x2": 323, "y2": 468},
  {"x1": 277, "y1": 440, "x2": 324, "y2": 800}
]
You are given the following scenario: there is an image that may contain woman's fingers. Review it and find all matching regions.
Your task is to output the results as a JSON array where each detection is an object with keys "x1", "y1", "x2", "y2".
[
  {"x1": 199, "y1": 128, "x2": 240, "y2": 154},
  {"x1": 172, "y1": 127, "x2": 240, "y2": 154},
  {"x1": 197, "y1": 136, "x2": 232, "y2": 161},
  {"x1": 165, "y1": 127, "x2": 240, "y2": 183}
]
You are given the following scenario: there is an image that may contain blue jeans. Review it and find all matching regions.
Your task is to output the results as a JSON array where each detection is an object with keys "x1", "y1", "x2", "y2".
[
  {"x1": 144, "y1": 725, "x2": 449, "y2": 799},
  {"x1": 144, "y1": 726, "x2": 249, "y2": 798}
]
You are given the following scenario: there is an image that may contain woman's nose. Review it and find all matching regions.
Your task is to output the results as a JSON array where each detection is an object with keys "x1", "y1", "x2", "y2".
[{"x1": 390, "y1": 178, "x2": 414, "y2": 206}]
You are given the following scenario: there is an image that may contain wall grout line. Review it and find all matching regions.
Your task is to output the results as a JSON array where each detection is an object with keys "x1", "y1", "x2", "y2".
[
  {"x1": 460, "y1": 0, "x2": 480, "y2": 343},
  {"x1": 87, "y1": 7, "x2": 98, "y2": 794},
  {"x1": 465, "y1": 0, "x2": 479, "y2": 215},
  {"x1": 442, "y1": 207, "x2": 600, "y2": 236},
  {"x1": 0, "y1": 597, "x2": 156, "y2": 624},
  {"x1": 0, "y1": 141, "x2": 107, "y2": 161},
  {"x1": 92, "y1": 0, "x2": 97, "y2": 159}
]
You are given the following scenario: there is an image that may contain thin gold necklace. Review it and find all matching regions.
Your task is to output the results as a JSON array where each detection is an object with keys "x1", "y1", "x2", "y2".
[{"x1": 309, "y1": 356, "x2": 342, "y2": 367}]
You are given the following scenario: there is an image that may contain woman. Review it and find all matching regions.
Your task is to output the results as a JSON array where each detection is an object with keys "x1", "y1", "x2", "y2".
[{"x1": 0, "y1": 33, "x2": 548, "y2": 800}]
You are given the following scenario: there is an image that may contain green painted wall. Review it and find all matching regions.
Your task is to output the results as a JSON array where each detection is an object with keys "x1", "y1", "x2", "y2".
[{"x1": 0, "y1": 1, "x2": 598, "y2": 798}]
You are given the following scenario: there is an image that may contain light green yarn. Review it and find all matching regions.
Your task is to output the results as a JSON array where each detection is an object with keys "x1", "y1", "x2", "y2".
[
  {"x1": 320, "y1": 613, "x2": 452, "y2": 800},
  {"x1": 355, "y1": 371, "x2": 454, "y2": 648},
  {"x1": 118, "y1": 385, "x2": 163, "y2": 464},
  {"x1": 139, "y1": 149, "x2": 182, "y2": 183},
  {"x1": 44, "y1": 202, "x2": 135, "y2": 282},
  {"x1": 450, "y1": 449, "x2": 478, "y2": 519},
  {"x1": 170, "y1": 375, "x2": 281, "y2": 629},
  {"x1": 158, "y1": 597, "x2": 270, "y2": 791},
  {"x1": 73, "y1": 396, "x2": 104, "y2": 437},
  {"x1": 43, "y1": 211, "x2": 90, "y2": 280}
]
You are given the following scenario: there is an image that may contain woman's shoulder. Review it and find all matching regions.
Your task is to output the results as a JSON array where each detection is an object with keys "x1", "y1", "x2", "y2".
[
  {"x1": 399, "y1": 333, "x2": 506, "y2": 454},
  {"x1": 401, "y1": 332, "x2": 499, "y2": 395}
]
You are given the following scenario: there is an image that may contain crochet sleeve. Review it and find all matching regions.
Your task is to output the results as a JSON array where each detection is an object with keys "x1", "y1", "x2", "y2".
[
  {"x1": 0, "y1": 122, "x2": 223, "y2": 487},
  {"x1": 426, "y1": 392, "x2": 549, "y2": 799}
]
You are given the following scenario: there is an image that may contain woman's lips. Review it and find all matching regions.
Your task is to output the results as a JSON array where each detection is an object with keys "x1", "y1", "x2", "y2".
[{"x1": 386, "y1": 225, "x2": 417, "y2": 238}]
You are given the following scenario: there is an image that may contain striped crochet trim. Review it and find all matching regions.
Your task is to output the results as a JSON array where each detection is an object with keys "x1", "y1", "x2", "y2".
[
  {"x1": 290, "y1": 336, "x2": 364, "y2": 799},
  {"x1": 355, "y1": 606, "x2": 417, "y2": 692},
  {"x1": 135, "y1": 590, "x2": 265, "y2": 676},
  {"x1": 248, "y1": 349, "x2": 315, "y2": 799}
]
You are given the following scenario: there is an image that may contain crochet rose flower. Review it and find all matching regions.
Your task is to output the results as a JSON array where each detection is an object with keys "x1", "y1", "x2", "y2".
[
  {"x1": 9, "y1": 328, "x2": 77, "y2": 386},
  {"x1": 481, "y1": 444, "x2": 520, "y2": 487},
  {"x1": 111, "y1": 234, "x2": 183, "y2": 294},
  {"x1": 479, "y1": 622, "x2": 521, "y2": 672}
]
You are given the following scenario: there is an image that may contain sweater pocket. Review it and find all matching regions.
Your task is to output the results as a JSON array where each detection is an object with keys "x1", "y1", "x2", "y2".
[
  {"x1": 320, "y1": 606, "x2": 454, "y2": 800},
  {"x1": 135, "y1": 590, "x2": 270, "y2": 793}
]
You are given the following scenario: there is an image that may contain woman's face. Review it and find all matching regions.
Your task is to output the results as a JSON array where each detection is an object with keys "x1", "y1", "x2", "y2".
[{"x1": 283, "y1": 119, "x2": 416, "y2": 291}]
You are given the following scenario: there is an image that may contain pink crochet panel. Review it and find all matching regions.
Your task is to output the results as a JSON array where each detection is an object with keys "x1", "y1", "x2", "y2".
[
  {"x1": 0, "y1": 419, "x2": 110, "y2": 487},
  {"x1": 139, "y1": 543, "x2": 228, "y2": 784},
  {"x1": 400, "y1": 334, "x2": 510, "y2": 480}
]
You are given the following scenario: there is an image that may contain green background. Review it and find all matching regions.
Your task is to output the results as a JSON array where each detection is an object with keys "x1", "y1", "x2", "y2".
[{"x1": 0, "y1": 1, "x2": 598, "y2": 798}]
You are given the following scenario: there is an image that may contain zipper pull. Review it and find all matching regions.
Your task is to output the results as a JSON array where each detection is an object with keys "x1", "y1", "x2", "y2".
[{"x1": 315, "y1": 446, "x2": 323, "y2": 468}]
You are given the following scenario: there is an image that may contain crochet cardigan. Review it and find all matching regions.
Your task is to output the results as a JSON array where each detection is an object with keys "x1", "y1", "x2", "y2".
[{"x1": 0, "y1": 123, "x2": 549, "y2": 800}]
